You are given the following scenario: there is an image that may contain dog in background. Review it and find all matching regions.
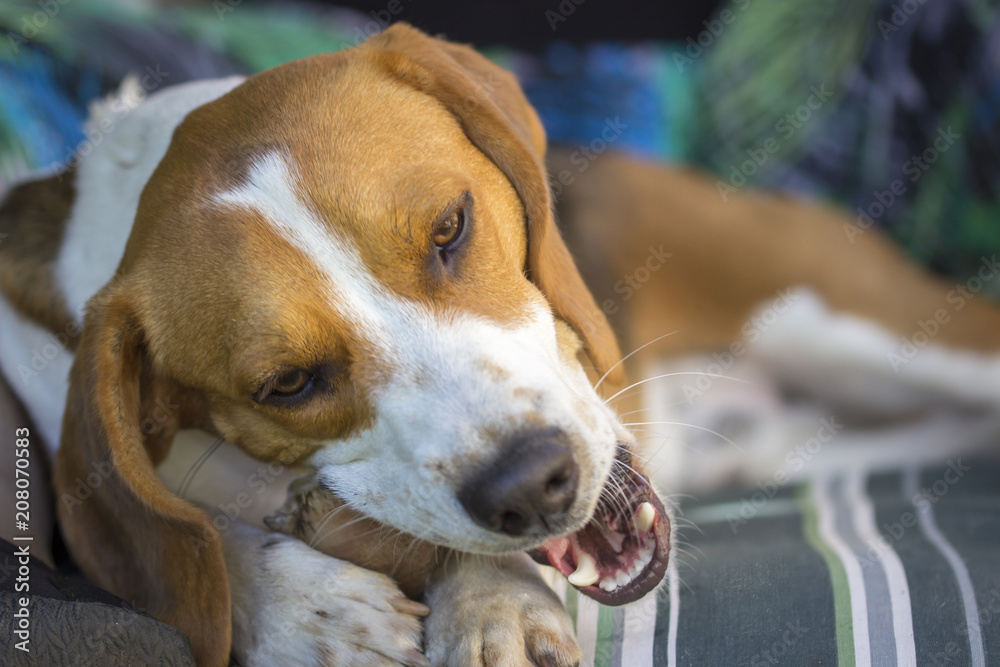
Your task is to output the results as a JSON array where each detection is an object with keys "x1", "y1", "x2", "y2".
[{"x1": 4, "y1": 20, "x2": 1000, "y2": 667}]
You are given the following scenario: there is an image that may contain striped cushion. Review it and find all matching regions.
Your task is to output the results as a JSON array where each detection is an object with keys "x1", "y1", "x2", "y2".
[{"x1": 545, "y1": 459, "x2": 999, "y2": 666}]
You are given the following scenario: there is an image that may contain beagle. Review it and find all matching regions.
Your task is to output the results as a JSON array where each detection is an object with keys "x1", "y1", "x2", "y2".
[{"x1": 0, "y1": 24, "x2": 670, "y2": 666}]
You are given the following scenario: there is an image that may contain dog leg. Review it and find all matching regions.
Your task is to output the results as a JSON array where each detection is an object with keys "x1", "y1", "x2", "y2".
[
  {"x1": 220, "y1": 518, "x2": 430, "y2": 667},
  {"x1": 423, "y1": 552, "x2": 580, "y2": 667}
]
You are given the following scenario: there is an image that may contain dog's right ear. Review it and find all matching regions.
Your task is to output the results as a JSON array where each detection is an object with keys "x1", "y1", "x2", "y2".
[
  {"x1": 55, "y1": 286, "x2": 230, "y2": 667},
  {"x1": 364, "y1": 23, "x2": 624, "y2": 385}
]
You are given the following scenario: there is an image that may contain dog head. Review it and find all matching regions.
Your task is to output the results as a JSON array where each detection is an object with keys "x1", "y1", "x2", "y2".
[{"x1": 56, "y1": 24, "x2": 670, "y2": 665}]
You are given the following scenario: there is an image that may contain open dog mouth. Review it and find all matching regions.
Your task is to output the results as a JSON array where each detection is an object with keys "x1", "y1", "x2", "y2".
[{"x1": 528, "y1": 447, "x2": 670, "y2": 605}]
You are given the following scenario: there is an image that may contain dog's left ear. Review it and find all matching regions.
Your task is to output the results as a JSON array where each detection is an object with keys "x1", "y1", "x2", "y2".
[{"x1": 364, "y1": 23, "x2": 623, "y2": 384}]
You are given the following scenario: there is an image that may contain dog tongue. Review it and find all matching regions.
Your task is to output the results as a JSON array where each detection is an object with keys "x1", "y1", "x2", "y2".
[{"x1": 529, "y1": 485, "x2": 670, "y2": 606}]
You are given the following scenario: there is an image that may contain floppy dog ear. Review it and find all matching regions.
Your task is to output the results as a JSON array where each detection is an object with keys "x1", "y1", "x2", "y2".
[
  {"x1": 365, "y1": 23, "x2": 623, "y2": 383},
  {"x1": 55, "y1": 287, "x2": 230, "y2": 667}
]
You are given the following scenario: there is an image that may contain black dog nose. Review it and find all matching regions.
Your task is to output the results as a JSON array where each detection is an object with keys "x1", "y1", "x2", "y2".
[{"x1": 458, "y1": 430, "x2": 579, "y2": 536}]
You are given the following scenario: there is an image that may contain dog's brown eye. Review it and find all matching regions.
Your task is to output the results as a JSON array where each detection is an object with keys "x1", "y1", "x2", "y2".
[
  {"x1": 433, "y1": 209, "x2": 464, "y2": 248},
  {"x1": 271, "y1": 369, "x2": 311, "y2": 397}
]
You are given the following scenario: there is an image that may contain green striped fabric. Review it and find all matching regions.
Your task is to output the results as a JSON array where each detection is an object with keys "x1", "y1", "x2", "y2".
[{"x1": 546, "y1": 459, "x2": 1000, "y2": 666}]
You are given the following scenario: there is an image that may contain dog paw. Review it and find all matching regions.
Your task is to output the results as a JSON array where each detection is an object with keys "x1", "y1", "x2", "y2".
[
  {"x1": 224, "y1": 522, "x2": 429, "y2": 666},
  {"x1": 424, "y1": 552, "x2": 580, "y2": 667}
]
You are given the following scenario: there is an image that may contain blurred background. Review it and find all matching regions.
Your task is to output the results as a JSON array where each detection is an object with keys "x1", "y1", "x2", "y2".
[
  {"x1": 4, "y1": 4, "x2": 1000, "y2": 664},
  {"x1": 2, "y1": 0, "x2": 1000, "y2": 300}
]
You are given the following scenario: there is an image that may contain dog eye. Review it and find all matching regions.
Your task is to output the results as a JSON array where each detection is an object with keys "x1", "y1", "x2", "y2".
[
  {"x1": 272, "y1": 369, "x2": 311, "y2": 396},
  {"x1": 255, "y1": 369, "x2": 314, "y2": 404},
  {"x1": 431, "y1": 193, "x2": 472, "y2": 259},
  {"x1": 433, "y1": 208, "x2": 465, "y2": 249}
]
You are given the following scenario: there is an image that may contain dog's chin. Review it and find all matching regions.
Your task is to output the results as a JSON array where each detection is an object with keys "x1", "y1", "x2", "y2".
[{"x1": 527, "y1": 445, "x2": 671, "y2": 606}]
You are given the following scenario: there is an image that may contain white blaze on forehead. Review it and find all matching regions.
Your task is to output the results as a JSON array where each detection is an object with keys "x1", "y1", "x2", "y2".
[
  {"x1": 212, "y1": 152, "x2": 619, "y2": 550},
  {"x1": 213, "y1": 152, "x2": 389, "y2": 334},
  {"x1": 210, "y1": 152, "x2": 570, "y2": 390}
]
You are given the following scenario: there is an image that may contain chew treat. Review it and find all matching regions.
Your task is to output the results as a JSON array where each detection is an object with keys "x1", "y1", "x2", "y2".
[{"x1": 266, "y1": 476, "x2": 441, "y2": 599}]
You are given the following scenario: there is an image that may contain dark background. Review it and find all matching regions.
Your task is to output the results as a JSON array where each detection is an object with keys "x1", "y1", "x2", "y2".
[{"x1": 309, "y1": 0, "x2": 724, "y2": 50}]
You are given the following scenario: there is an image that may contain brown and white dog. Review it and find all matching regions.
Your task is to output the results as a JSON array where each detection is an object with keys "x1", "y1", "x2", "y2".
[
  {"x1": 5, "y1": 19, "x2": 1000, "y2": 667},
  {"x1": 0, "y1": 24, "x2": 671, "y2": 667}
]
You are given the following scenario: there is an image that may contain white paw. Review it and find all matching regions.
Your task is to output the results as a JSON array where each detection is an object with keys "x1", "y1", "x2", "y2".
[
  {"x1": 225, "y1": 522, "x2": 429, "y2": 667},
  {"x1": 424, "y1": 553, "x2": 580, "y2": 667}
]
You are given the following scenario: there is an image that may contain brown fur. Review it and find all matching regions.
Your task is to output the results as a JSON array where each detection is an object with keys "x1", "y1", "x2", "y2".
[
  {"x1": 0, "y1": 170, "x2": 77, "y2": 335},
  {"x1": 553, "y1": 151, "x2": 1000, "y2": 369},
  {"x1": 55, "y1": 289, "x2": 230, "y2": 667},
  {"x1": 11, "y1": 23, "x2": 1000, "y2": 667},
  {"x1": 47, "y1": 24, "x2": 621, "y2": 667},
  {"x1": 267, "y1": 478, "x2": 440, "y2": 600}
]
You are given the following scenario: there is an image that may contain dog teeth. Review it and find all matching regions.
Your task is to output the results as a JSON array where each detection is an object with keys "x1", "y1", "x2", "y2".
[
  {"x1": 615, "y1": 570, "x2": 631, "y2": 587},
  {"x1": 635, "y1": 502, "x2": 656, "y2": 533},
  {"x1": 599, "y1": 578, "x2": 618, "y2": 592},
  {"x1": 567, "y1": 552, "x2": 600, "y2": 587}
]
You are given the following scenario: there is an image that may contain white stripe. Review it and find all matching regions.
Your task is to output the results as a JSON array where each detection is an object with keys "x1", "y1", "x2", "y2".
[
  {"x1": 845, "y1": 471, "x2": 917, "y2": 664},
  {"x1": 576, "y1": 595, "x2": 600, "y2": 667},
  {"x1": 905, "y1": 468, "x2": 985, "y2": 667},
  {"x1": 684, "y1": 498, "x2": 800, "y2": 525},
  {"x1": 538, "y1": 564, "x2": 567, "y2": 605},
  {"x1": 667, "y1": 556, "x2": 679, "y2": 667},
  {"x1": 213, "y1": 153, "x2": 385, "y2": 334},
  {"x1": 621, "y1": 588, "x2": 658, "y2": 666},
  {"x1": 813, "y1": 475, "x2": 872, "y2": 666},
  {"x1": 553, "y1": 570, "x2": 567, "y2": 606}
]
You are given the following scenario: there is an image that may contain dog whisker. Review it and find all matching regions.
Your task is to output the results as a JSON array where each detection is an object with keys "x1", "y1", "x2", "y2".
[
  {"x1": 301, "y1": 504, "x2": 354, "y2": 548},
  {"x1": 605, "y1": 371, "x2": 752, "y2": 406},
  {"x1": 175, "y1": 436, "x2": 226, "y2": 499},
  {"x1": 308, "y1": 514, "x2": 372, "y2": 549},
  {"x1": 593, "y1": 331, "x2": 678, "y2": 391},
  {"x1": 388, "y1": 535, "x2": 428, "y2": 580},
  {"x1": 623, "y1": 421, "x2": 744, "y2": 452}
]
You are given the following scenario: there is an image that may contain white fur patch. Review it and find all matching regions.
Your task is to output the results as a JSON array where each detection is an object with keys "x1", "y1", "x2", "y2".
[
  {"x1": 1, "y1": 77, "x2": 244, "y2": 455},
  {"x1": 0, "y1": 297, "x2": 73, "y2": 454},
  {"x1": 641, "y1": 288, "x2": 1000, "y2": 494},
  {"x1": 55, "y1": 76, "x2": 245, "y2": 320},
  {"x1": 213, "y1": 153, "x2": 622, "y2": 553}
]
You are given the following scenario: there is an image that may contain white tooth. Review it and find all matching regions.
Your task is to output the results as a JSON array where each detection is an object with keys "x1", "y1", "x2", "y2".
[
  {"x1": 567, "y1": 552, "x2": 600, "y2": 588},
  {"x1": 631, "y1": 560, "x2": 645, "y2": 577},
  {"x1": 615, "y1": 571, "x2": 631, "y2": 586},
  {"x1": 635, "y1": 502, "x2": 656, "y2": 533},
  {"x1": 600, "y1": 578, "x2": 617, "y2": 592},
  {"x1": 638, "y1": 546, "x2": 653, "y2": 563}
]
